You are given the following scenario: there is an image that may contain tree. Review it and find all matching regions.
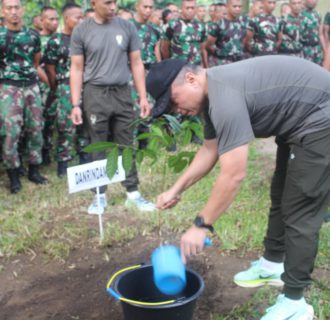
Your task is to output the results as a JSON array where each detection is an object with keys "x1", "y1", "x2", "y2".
[{"x1": 21, "y1": 0, "x2": 92, "y2": 23}]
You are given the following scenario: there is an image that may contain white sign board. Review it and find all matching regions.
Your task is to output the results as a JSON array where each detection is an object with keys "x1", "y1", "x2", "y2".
[{"x1": 67, "y1": 157, "x2": 125, "y2": 194}]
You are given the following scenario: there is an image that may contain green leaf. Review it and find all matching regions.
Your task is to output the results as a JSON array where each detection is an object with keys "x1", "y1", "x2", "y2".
[
  {"x1": 122, "y1": 147, "x2": 133, "y2": 174},
  {"x1": 163, "y1": 114, "x2": 182, "y2": 134},
  {"x1": 143, "y1": 149, "x2": 157, "y2": 162},
  {"x1": 106, "y1": 146, "x2": 119, "y2": 179},
  {"x1": 163, "y1": 132, "x2": 174, "y2": 147},
  {"x1": 168, "y1": 155, "x2": 177, "y2": 168},
  {"x1": 83, "y1": 141, "x2": 115, "y2": 153},
  {"x1": 173, "y1": 159, "x2": 188, "y2": 173},
  {"x1": 152, "y1": 126, "x2": 164, "y2": 137},
  {"x1": 190, "y1": 122, "x2": 204, "y2": 140},
  {"x1": 136, "y1": 150, "x2": 144, "y2": 164},
  {"x1": 181, "y1": 120, "x2": 190, "y2": 129},
  {"x1": 136, "y1": 132, "x2": 154, "y2": 141},
  {"x1": 148, "y1": 137, "x2": 161, "y2": 152},
  {"x1": 128, "y1": 117, "x2": 151, "y2": 129},
  {"x1": 182, "y1": 129, "x2": 193, "y2": 146}
]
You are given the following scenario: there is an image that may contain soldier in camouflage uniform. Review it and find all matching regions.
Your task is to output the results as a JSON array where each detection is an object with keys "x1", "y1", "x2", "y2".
[
  {"x1": 44, "y1": 4, "x2": 84, "y2": 177},
  {"x1": 205, "y1": 0, "x2": 244, "y2": 66},
  {"x1": 245, "y1": 0, "x2": 281, "y2": 56},
  {"x1": 130, "y1": 0, "x2": 161, "y2": 149},
  {"x1": 161, "y1": 0, "x2": 207, "y2": 66},
  {"x1": 0, "y1": 0, "x2": 48, "y2": 193},
  {"x1": 39, "y1": 6, "x2": 59, "y2": 165},
  {"x1": 241, "y1": 0, "x2": 264, "y2": 59},
  {"x1": 206, "y1": 3, "x2": 228, "y2": 66},
  {"x1": 131, "y1": 0, "x2": 161, "y2": 108},
  {"x1": 300, "y1": 0, "x2": 326, "y2": 65},
  {"x1": 279, "y1": 0, "x2": 303, "y2": 57}
]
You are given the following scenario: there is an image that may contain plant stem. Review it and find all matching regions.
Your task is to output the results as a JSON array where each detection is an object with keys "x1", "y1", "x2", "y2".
[{"x1": 158, "y1": 147, "x2": 169, "y2": 244}]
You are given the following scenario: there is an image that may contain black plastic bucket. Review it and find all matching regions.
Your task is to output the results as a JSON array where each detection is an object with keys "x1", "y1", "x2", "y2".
[{"x1": 111, "y1": 264, "x2": 204, "y2": 320}]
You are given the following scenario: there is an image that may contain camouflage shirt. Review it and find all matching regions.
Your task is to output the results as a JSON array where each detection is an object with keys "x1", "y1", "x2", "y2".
[
  {"x1": 40, "y1": 34, "x2": 51, "y2": 56},
  {"x1": 206, "y1": 20, "x2": 217, "y2": 35},
  {"x1": 300, "y1": 8, "x2": 321, "y2": 46},
  {"x1": 279, "y1": 14, "x2": 303, "y2": 53},
  {"x1": 163, "y1": 18, "x2": 207, "y2": 64},
  {"x1": 43, "y1": 33, "x2": 71, "y2": 81},
  {"x1": 248, "y1": 14, "x2": 280, "y2": 55},
  {"x1": 131, "y1": 20, "x2": 161, "y2": 65},
  {"x1": 208, "y1": 18, "x2": 244, "y2": 59},
  {"x1": 240, "y1": 15, "x2": 250, "y2": 38},
  {"x1": 0, "y1": 26, "x2": 41, "y2": 81}
]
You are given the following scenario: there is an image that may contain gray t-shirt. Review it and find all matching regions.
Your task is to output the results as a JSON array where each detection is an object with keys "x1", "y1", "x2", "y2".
[
  {"x1": 204, "y1": 55, "x2": 330, "y2": 155},
  {"x1": 71, "y1": 17, "x2": 141, "y2": 86}
]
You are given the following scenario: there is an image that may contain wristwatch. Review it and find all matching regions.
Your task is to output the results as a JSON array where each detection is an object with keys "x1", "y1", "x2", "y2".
[{"x1": 193, "y1": 216, "x2": 214, "y2": 233}]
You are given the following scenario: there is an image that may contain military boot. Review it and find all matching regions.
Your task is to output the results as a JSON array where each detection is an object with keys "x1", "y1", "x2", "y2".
[
  {"x1": 7, "y1": 169, "x2": 22, "y2": 194},
  {"x1": 42, "y1": 149, "x2": 51, "y2": 166},
  {"x1": 18, "y1": 156, "x2": 27, "y2": 176},
  {"x1": 28, "y1": 164, "x2": 48, "y2": 184},
  {"x1": 57, "y1": 161, "x2": 68, "y2": 178}
]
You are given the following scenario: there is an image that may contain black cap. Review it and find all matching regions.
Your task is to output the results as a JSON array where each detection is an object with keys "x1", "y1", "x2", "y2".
[{"x1": 146, "y1": 59, "x2": 187, "y2": 117}]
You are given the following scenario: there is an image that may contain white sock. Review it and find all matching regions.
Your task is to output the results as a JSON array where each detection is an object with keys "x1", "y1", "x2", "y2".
[
  {"x1": 96, "y1": 193, "x2": 106, "y2": 198},
  {"x1": 260, "y1": 256, "x2": 283, "y2": 271},
  {"x1": 127, "y1": 190, "x2": 140, "y2": 200}
]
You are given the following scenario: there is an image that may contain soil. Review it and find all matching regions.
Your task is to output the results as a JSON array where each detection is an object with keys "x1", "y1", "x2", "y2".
[
  {"x1": 0, "y1": 232, "x2": 262, "y2": 320},
  {"x1": 0, "y1": 138, "x2": 328, "y2": 320}
]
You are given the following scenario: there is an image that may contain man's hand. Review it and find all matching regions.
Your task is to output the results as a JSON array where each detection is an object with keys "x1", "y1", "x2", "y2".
[
  {"x1": 139, "y1": 97, "x2": 151, "y2": 118},
  {"x1": 180, "y1": 225, "x2": 208, "y2": 264},
  {"x1": 71, "y1": 106, "x2": 83, "y2": 125},
  {"x1": 156, "y1": 189, "x2": 181, "y2": 209}
]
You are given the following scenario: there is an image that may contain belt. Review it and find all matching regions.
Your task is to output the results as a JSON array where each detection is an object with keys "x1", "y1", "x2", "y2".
[
  {"x1": 85, "y1": 82, "x2": 128, "y2": 89},
  {"x1": 0, "y1": 78, "x2": 37, "y2": 87}
]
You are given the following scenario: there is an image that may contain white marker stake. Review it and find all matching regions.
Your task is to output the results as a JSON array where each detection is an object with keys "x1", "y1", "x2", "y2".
[
  {"x1": 67, "y1": 158, "x2": 125, "y2": 243},
  {"x1": 96, "y1": 186, "x2": 104, "y2": 241}
]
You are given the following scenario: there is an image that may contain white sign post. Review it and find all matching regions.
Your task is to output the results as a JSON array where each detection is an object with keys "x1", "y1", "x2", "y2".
[{"x1": 67, "y1": 157, "x2": 125, "y2": 240}]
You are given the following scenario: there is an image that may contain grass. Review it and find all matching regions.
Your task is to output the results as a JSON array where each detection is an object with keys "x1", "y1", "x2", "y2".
[{"x1": 0, "y1": 141, "x2": 329, "y2": 318}]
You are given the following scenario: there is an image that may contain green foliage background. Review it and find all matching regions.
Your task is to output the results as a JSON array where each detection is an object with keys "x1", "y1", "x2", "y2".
[{"x1": 2, "y1": 0, "x2": 329, "y2": 20}]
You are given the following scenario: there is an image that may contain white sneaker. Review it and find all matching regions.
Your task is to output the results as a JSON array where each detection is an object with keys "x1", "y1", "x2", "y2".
[
  {"x1": 88, "y1": 194, "x2": 107, "y2": 215},
  {"x1": 260, "y1": 294, "x2": 314, "y2": 320},
  {"x1": 125, "y1": 191, "x2": 156, "y2": 212},
  {"x1": 234, "y1": 257, "x2": 284, "y2": 288}
]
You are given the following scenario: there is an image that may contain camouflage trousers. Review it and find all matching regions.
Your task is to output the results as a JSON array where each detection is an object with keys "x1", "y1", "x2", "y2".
[
  {"x1": 53, "y1": 83, "x2": 89, "y2": 161},
  {"x1": 54, "y1": 83, "x2": 76, "y2": 162},
  {"x1": 40, "y1": 81, "x2": 56, "y2": 152},
  {"x1": 303, "y1": 44, "x2": 323, "y2": 65},
  {"x1": 0, "y1": 83, "x2": 44, "y2": 169}
]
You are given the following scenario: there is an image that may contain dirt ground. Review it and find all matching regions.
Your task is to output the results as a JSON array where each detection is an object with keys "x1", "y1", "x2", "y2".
[
  {"x1": 1, "y1": 230, "x2": 328, "y2": 320},
  {"x1": 1, "y1": 138, "x2": 328, "y2": 320},
  {"x1": 0, "y1": 230, "x2": 263, "y2": 320}
]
